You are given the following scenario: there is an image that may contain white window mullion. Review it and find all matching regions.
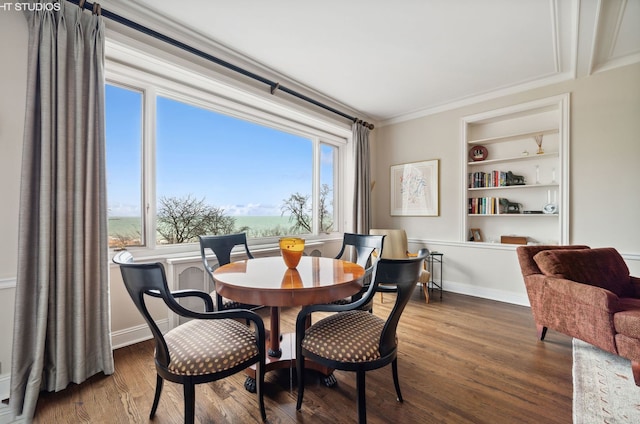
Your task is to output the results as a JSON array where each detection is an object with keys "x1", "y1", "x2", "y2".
[
  {"x1": 311, "y1": 137, "x2": 321, "y2": 234},
  {"x1": 143, "y1": 87, "x2": 157, "y2": 248}
]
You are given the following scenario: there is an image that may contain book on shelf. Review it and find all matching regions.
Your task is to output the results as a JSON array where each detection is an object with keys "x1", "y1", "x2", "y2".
[
  {"x1": 468, "y1": 197, "x2": 505, "y2": 215},
  {"x1": 467, "y1": 171, "x2": 507, "y2": 188}
]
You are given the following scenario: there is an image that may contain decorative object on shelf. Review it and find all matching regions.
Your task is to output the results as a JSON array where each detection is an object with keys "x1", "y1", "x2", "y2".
[
  {"x1": 279, "y1": 237, "x2": 305, "y2": 268},
  {"x1": 501, "y1": 235, "x2": 528, "y2": 245},
  {"x1": 534, "y1": 134, "x2": 544, "y2": 154},
  {"x1": 521, "y1": 150, "x2": 530, "y2": 156},
  {"x1": 469, "y1": 228, "x2": 483, "y2": 242},
  {"x1": 506, "y1": 171, "x2": 525, "y2": 186},
  {"x1": 499, "y1": 198, "x2": 522, "y2": 214},
  {"x1": 390, "y1": 159, "x2": 439, "y2": 216},
  {"x1": 542, "y1": 190, "x2": 558, "y2": 214},
  {"x1": 469, "y1": 145, "x2": 488, "y2": 161}
]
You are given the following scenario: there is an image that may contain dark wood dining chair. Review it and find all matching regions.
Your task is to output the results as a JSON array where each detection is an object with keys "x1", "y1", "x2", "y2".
[
  {"x1": 199, "y1": 233, "x2": 260, "y2": 311},
  {"x1": 113, "y1": 251, "x2": 266, "y2": 424},
  {"x1": 295, "y1": 249, "x2": 429, "y2": 424},
  {"x1": 333, "y1": 232, "x2": 385, "y2": 307}
]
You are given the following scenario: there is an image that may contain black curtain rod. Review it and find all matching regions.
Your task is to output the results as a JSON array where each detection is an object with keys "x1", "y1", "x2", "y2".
[{"x1": 67, "y1": 0, "x2": 374, "y2": 130}]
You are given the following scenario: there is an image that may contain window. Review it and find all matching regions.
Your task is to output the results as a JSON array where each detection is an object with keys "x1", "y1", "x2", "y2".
[
  {"x1": 106, "y1": 84, "x2": 143, "y2": 249},
  {"x1": 105, "y1": 80, "x2": 342, "y2": 250}
]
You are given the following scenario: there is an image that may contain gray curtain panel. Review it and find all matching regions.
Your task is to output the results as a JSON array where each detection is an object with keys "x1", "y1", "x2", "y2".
[
  {"x1": 352, "y1": 122, "x2": 371, "y2": 234},
  {"x1": 10, "y1": 2, "x2": 114, "y2": 421}
]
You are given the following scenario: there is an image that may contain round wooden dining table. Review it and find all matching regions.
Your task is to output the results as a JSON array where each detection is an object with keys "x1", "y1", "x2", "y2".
[{"x1": 213, "y1": 255, "x2": 365, "y2": 388}]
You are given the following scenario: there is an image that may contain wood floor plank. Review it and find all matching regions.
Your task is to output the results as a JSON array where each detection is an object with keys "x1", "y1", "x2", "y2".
[{"x1": 33, "y1": 291, "x2": 572, "y2": 423}]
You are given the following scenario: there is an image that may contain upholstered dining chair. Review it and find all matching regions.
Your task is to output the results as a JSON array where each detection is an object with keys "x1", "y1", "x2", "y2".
[
  {"x1": 113, "y1": 251, "x2": 266, "y2": 424},
  {"x1": 295, "y1": 249, "x2": 429, "y2": 424},
  {"x1": 199, "y1": 233, "x2": 259, "y2": 311},
  {"x1": 333, "y1": 232, "x2": 385, "y2": 306},
  {"x1": 369, "y1": 228, "x2": 431, "y2": 302}
]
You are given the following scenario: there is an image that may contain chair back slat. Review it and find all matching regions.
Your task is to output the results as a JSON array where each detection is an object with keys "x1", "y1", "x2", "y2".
[
  {"x1": 199, "y1": 233, "x2": 254, "y2": 270},
  {"x1": 374, "y1": 248, "x2": 430, "y2": 356},
  {"x1": 113, "y1": 251, "x2": 172, "y2": 367},
  {"x1": 335, "y1": 233, "x2": 385, "y2": 268},
  {"x1": 199, "y1": 233, "x2": 255, "y2": 310}
]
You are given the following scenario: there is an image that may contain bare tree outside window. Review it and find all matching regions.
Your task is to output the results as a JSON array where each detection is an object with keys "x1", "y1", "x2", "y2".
[
  {"x1": 157, "y1": 195, "x2": 240, "y2": 244},
  {"x1": 281, "y1": 184, "x2": 333, "y2": 234}
]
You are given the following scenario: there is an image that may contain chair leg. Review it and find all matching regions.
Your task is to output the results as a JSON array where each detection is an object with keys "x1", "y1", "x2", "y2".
[
  {"x1": 256, "y1": 361, "x2": 266, "y2": 421},
  {"x1": 536, "y1": 324, "x2": 548, "y2": 340},
  {"x1": 392, "y1": 358, "x2": 403, "y2": 402},
  {"x1": 296, "y1": 348, "x2": 306, "y2": 410},
  {"x1": 356, "y1": 370, "x2": 367, "y2": 424},
  {"x1": 422, "y1": 282, "x2": 430, "y2": 303},
  {"x1": 150, "y1": 374, "x2": 163, "y2": 419},
  {"x1": 632, "y1": 360, "x2": 640, "y2": 386},
  {"x1": 183, "y1": 383, "x2": 195, "y2": 424}
]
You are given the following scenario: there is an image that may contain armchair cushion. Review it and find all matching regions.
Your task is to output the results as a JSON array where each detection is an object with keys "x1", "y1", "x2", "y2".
[
  {"x1": 533, "y1": 247, "x2": 634, "y2": 298},
  {"x1": 165, "y1": 318, "x2": 260, "y2": 376},
  {"x1": 301, "y1": 310, "x2": 385, "y2": 363},
  {"x1": 614, "y1": 310, "x2": 640, "y2": 339}
]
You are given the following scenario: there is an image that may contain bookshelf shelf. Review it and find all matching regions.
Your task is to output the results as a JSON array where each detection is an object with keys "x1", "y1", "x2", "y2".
[
  {"x1": 468, "y1": 152, "x2": 559, "y2": 166},
  {"x1": 462, "y1": 95, "x2": 569, "y2": 245}
]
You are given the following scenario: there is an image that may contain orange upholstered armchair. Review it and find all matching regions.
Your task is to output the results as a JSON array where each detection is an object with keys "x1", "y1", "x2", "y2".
[{"x1": 516, "y1": 245, "x2": 640, "y2": 385}]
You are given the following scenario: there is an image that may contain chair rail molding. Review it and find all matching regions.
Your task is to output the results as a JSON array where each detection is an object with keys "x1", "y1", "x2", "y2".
[{"x1": 0, "y1": 278, "x2": 16, "y2": 290}]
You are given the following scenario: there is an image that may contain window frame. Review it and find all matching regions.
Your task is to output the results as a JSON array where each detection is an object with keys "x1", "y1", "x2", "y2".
[{"x1": 105, "y1": 42, "x2": 352, "y2": 256}]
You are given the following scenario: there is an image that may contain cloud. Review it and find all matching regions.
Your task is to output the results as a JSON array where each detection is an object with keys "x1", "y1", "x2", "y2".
[
  {"x1": 221, "y1": 203, "x2": 281, "y2": 216},
  {"x1": 108, "y1": 202, "x2": 141, "y2": 217}
]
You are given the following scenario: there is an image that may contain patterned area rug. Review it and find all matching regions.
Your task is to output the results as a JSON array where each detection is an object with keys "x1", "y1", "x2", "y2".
[{"x1": 573, "y1": 338, "x2": 640, "y2": 423}]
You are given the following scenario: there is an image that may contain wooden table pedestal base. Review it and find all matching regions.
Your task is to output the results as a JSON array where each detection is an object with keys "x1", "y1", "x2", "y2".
[{"x1": 243, "y1": 332, "x2": 336, "y2": 392}]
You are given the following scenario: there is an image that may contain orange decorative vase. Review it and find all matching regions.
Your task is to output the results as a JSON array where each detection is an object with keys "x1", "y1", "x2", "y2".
[{"x1": 279, "y1": 237, "x2": 305, "y2": 269}]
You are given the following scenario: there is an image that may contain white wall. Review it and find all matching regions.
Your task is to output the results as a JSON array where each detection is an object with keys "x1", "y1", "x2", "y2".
[
  {"x1": 373, "y1": 62, "x2": 640, "y2": 304},
  {"x1": 0, "y1": 11, "x2": 28, "y2": 397}
]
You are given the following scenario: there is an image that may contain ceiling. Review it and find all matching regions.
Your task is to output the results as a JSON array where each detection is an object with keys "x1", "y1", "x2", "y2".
[{"x1": 109, "y1": 0, "x2": 640, "y2": 125}]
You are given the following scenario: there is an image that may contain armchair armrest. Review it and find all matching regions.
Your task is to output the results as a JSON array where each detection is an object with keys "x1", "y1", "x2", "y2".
[
  {"x1": 630, "y1": 276, "x2": 640, "y2": 298},
  {"x1": 166, "y1": 298, "x2": 266, "y2": 341},
  {"x1": 543, "y1": 277, "x2": 621, "y2": 312},
  {"x1": 146, "y1": 289, "x2": 215, "y2": 312}
]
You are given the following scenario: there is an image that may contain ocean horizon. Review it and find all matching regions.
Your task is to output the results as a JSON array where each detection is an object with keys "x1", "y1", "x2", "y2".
[{"x1": 108, "y1": 215, "x2": 295, "y2": 243}]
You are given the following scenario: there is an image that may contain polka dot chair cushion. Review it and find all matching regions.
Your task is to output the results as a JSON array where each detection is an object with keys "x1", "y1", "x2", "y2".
[
  {"x1": 164, "y1": 318, "x2": 259, "y2": 376},
  {"x1": 301, "y1": 310, "x2": 386, "y2": 363}
]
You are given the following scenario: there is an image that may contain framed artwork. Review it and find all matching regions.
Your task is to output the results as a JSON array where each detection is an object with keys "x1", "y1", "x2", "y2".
[
  {"x1": 469, "y1": 228, "x2": 483, "y2": 242},
  {"x1": 390, "y1": 159, "x2": 439, "y2": 216}
]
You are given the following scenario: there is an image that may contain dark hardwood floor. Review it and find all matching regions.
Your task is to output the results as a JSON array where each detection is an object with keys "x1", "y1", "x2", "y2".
[{"x1": 33, "y1": 290, "x2": 573, "y2": 423}]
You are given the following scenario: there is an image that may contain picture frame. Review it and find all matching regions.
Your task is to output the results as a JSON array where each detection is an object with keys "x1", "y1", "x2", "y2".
[
  {"x1": 390, "y1": 159, "x2": 439, "y2": 216},
  {"x1": 469, "y1": 228, "x2": 483, "y2": 242}
]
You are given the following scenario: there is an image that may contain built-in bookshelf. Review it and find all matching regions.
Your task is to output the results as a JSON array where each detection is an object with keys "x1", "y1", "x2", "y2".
[{"x1": 461, "y1": 94, "x2": 570, "y2": 245}]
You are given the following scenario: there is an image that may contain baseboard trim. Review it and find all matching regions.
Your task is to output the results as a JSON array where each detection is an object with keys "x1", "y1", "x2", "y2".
[
  {"x1": 0, "y1": 405, "x2": 15, "y2": 424},
  {"x1": 0, "y1": 373, "x2": 9, "y2": 404},
  {"x1": 111, "y1": 319, "x2": 169, "y2": 350},
  {"x1": 443, "y1": 281, "x2": 530, "y2": 306}
]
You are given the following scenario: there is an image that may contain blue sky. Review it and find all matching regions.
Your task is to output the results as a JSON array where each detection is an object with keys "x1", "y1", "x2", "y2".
[{"x1": 105, "y1": 84, "x2": 333, "y2": 217}]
